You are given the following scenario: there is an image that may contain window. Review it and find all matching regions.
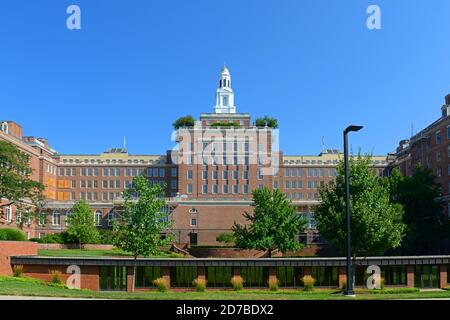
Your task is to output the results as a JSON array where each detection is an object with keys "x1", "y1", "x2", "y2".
[
  {"x1": 81, "y1": 168, "x2": 86, "y2": 176},
  {"x1": 258, "y1": 169, "x2": 263, "y2": 180},
  {"x1": 437, "y1": 167, "x2": 442, "y2": 177},
  {"x1": 319, "y1": 168, "x2": 324, "y2": 177},
  {"x1": 233, "y1": 171, "x2": 238, "y2": 179},
  {"x1": 223, "y1": 171, "x2": 228, "y2": 179},
  {"x1": 328, "y1": 168, "x2": 334, "y2": 177},
  {"x1": 38, "y1": 213, "x2": 46, "y2": 226},
  {"x1": 436, "y1": 131, "x2": 442, "y2": 144},
  {"x1": 95, "y1": 211, "x2": 102, "y2": 226},
  {"x1": 274, "y1": 181, "x2": 278, "y2": 189},
  {"x1": 116, "y1": 180, "x2": 120, "y2": 189},
  {"x1": 307, "y1": 168, "x2": 312, "y2": 177},
  {"x1": 66, "y1": 212, "x2": 72, "y2": 226},
  {"x1": 171, "y1": 180, "x2": 177, "y2": 189},
  {"x1": 108, "y1": 212, "x2": 114, "y2": 226},
  {"x1": 102, "y1": 168, "x2": 108, "y2": 176},
  {"x1": 233, "y1": 185, "x2": 239, "y2": 194},
  {"x1": 213, "y1": 184, "x2": 218, "y2": 194},
  {"x1": 15, "y1": 209, "x2": 21, "y2": 224},
  {"x1": 437, "y1": 150, "x2": 441, "y2": 162},
  {"x1": 190, "y1": 218, "x2": 197, "y2": 226},
  {"x1": 171, "y1": 168, "x2": 177, "y2": 177},
  {"x1": 243, "y1": 185, "x2": 249, "y2": 194},
  {"x1": 52, "y1": 212, "x2": 61, "y2": 225},
  {"x1": 203, "y1": 171, "x2": 208, "y2": 180},
  {"x1": 314, "y1": 168, "x2": 318, "y2": 177},
  {"x1": 285, "y1": 181, "x2": 290, "y2": 189},
  {"x1": 298, "y1": 168, "x2": 303, "y2": 176},
  {"x1": 187, "y1": 184, "x2": 193, "y2": 194},
  {"x1": 223, "y1": 185, "x2": 229, "y2": 194},
  {"x1": 213, "y1": 171, "x2": 218, "y2": 179},
  {"x1": 291, "y1": 168, "x2": 296, "y2": 177},
  {"x1": 116, "y1": 168, "x2": 120, "y2": 176},
  {"x1": 243, "y1": 171, "x2": 249, "y2": 179},
  {"x1": 187, "y1": 170, "x2": 193, "y2": 179},
  {"x1": 88, "y1": 168, "x2": 92, "y2": 176},
  {"x1": 5, "y1": 205, "x2": 12, "y2": 223},
  {"x1": 159, "y1": 168, "x2": 165, "y2": 177},
  {"x1": 285, "y1": 168, "x2": 290, "y2": 177},
  {"x1": 202, "y1": 185, "x2": 208, "y2": 194}
]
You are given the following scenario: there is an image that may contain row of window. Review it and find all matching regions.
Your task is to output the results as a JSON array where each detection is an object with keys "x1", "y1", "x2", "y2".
[
  {"x1": 58, "y1": 167, "x2": 177, "y2": 178},
  {"x1": 284, "y1": 168, "x2": 335, "y2": 178},
  {"x1": 187, "y1": 184, "x2": 267, "y2": 194},
  {"x1": 282, "y1": 180, "x2": 325, "y2": 189}
]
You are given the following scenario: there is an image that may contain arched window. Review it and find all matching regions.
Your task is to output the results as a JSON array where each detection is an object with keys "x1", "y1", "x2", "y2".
[
  {"x1": 108, "y1": 212, "x2": 114, "y2": 226},
  {"x1": 52, "y1": 212, "x2": 61, "y2": 225},
  {"x1": 95, "y1": 210, "x2": 102, "y2": 226},
  {"x1": 1, "y1": 122, "x2": 8, "y2": 134}
]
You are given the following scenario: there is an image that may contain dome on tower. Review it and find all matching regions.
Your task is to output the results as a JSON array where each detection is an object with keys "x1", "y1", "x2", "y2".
[{"x1": 221, "y1": 65, "x2": 230, "y2": 75}]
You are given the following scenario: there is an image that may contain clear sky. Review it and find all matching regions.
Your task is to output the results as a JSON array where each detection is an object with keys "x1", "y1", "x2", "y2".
[{"x1": 1, "y1": 0, "x2": 449, "y2": 156}]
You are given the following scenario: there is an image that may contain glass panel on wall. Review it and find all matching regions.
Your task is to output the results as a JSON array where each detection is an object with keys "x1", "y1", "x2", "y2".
[
  {"x1": 206, "y1": 267, "x2": 232, "y2": 288},
  {"x1": 99, "y1": 266, "x2": 127, "y2": 291},
  {"x1": 312, "y1": 267, "x2": 338, "y2": 287},
  {"x1": 415, "y1": 265, "x2": 439, "y2": 288},
  {"x1": 240, "y1": 267, "x2": 268, "y2": 288},
  {"x1": 354, "y1": 266, "x2": 371, "y2": 287},
  {"x1": 381, "y1": 266, "x2": 406, "y2": 286},
  {"x1": 277, "y1": 267, "x2": 304, "y2": 287},
  {"x1": 135, "y1": 266, "x2": 163, "y2": 288},
  {"x1": 170, "y1": 267, "x2": 198, "y2": 288}
]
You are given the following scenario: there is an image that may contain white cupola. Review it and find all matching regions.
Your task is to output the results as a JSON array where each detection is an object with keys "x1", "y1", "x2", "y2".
[{"x1": 213, "y1": 65, "x2": 236, "y2": 114}]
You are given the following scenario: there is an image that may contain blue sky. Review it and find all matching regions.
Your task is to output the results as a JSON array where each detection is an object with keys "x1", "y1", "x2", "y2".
[{"x1": 1, "y1": 0, "x2": 449, "y2": 156}]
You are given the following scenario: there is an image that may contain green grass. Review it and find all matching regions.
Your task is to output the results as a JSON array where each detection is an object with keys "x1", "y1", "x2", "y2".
[
  {"x1": 1, "y1": 277, "x2": 450, "y2": 300},
  {"x1": 37, "y1": 249, "x2": 184, "y2": 258}
]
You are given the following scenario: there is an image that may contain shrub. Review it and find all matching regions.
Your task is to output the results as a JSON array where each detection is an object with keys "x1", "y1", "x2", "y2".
[
  {"x1": 173, "y1": 115, "x2": 195, "y2": 129},
  {"x1": 192, "y1": 277, "x2": 207, "y2": 292},
  {"x1": 13, "y1": 265, "x2": 23, "y2": 277},
  {"x1": 268, "y1": 278, "x2": 279, "y2": 292},
  {"x1": 0, "y1": 228, "x2": 25, "y2": 241},
  {"x1": 50, "y1": 270, "x2": 63, "y2": 284},
  {"x1": 230, "y1": 275, "x2": 244, "y2": 291},
  {"x1": 29, "y1": 237, "x2": 43, "y2": 243},
  {"x1": 301, "y1": 275, "x2": 315, "y2": 291},
  {"x1": 215, "y1": 233, "x2": 235, "y2": 245},
  {"x1": 153, "y1": 277, "x2": 169, "y2": 292},
  {"x1": 41, "y1": 233, "x2": 65, "y2": 244}
]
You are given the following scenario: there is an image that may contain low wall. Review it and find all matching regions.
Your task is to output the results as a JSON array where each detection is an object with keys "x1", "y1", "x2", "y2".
[
  {"x1": 37, "y1": 244, "x2": 115, "y2": 250},
  {"x1": 0, "y1": 241, "x2": 38, "y2": 276}
]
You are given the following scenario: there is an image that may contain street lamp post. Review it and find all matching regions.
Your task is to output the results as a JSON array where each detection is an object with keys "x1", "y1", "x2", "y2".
[{"x1": 343, "y1": 125, "x2": 363, "y2": 296}]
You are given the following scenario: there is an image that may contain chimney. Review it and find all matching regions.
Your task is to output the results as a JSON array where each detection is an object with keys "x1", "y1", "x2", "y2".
[{"x1": 446, "y1": 94, "x2": 450, "y2": 105}]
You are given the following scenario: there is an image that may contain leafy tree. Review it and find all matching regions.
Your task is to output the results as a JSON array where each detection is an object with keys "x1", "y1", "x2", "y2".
[
  {"x1": 172, "y1": 115, "x2": 195, "y2": 129},
  {"x1": 232, "y1": 188, "x2": 307, "y2": 257},
  {"x1": 0, "y1": 140, "x2": 44, "y2": 221},
  {"x1": 314, "y1": 154, "x2": 405, "y2": 257},
  {"x1": 66, "y1": 200, "x2": 99, "y2": 248},
  {"x1": 389, "y1": 165, "x2": 450, "y2": 254},
  {"x1": 113, "y1": 175, "x2": 173, "y2": 290},
  {"x1": 254, "y1": 116, "x2": 278, "y2": 129}
]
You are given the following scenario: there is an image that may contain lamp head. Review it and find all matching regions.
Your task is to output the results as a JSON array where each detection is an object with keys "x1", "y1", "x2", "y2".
[{"x1": 345, "y1": 125, "x2": 363, "y2": 134}]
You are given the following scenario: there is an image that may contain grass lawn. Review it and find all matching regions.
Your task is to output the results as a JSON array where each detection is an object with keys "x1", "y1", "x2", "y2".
[
  {"x1": 1, "y1": 277, "x2": 450, "y2": 300},
  {"x1": 37, "y1": 249, "x2": 184, "y2": 258}
]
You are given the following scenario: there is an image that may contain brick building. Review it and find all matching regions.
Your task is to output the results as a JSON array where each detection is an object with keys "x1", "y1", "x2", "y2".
[
  {"x1": 0, "y1": 66, "x2": 389, "y2": 245},
  {"x1": 390, "y1": 94, "x2": 450, "y2": 218}
]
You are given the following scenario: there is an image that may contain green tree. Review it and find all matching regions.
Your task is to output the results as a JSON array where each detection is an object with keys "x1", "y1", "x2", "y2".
[
  {"x1": 314, "y1": 154, "x2": 405, "y2": 257},
  {"x1": 232, "y1": 188, "x2": 307, "y2": 257},
  {"x1": 66, "y1": 200, "x2": 99, "y2": 248},
  {"x1": 0, "y1": 140, "x2": 44, "y2": 223},
  {"x1": 172, "y1": 115, "x2": 195, "y2": 129},
  {"x1": 113, "y1": 175, "x2": 172, "y2": 290},
  {"x1": 389, "y1": 165, "x2": 450, "y2": 254},
  {"x1": 254, "y1": 116, "x2": 278, "y2": 129}
]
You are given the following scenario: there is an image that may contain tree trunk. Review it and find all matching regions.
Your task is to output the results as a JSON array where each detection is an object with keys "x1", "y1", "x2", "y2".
[{"x1": 131, "y1": 256, "x2": 137, "y2": 293}]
